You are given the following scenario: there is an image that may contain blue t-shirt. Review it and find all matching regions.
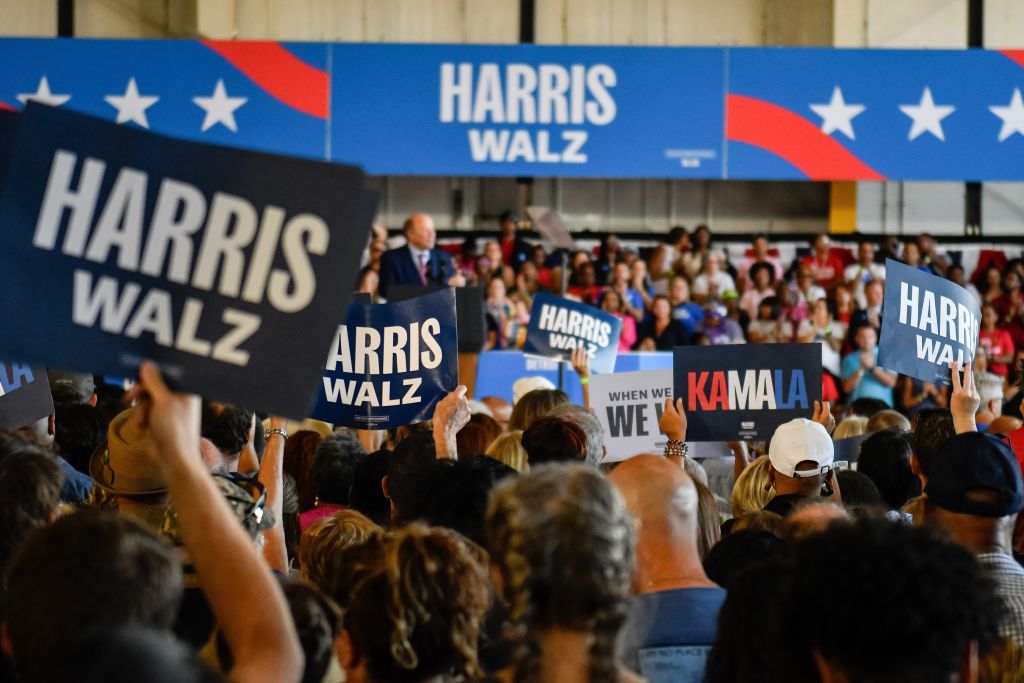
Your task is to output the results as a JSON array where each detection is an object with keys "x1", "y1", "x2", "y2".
[
  {"x1": 672, "y1": 303, "x2": 704, "y2": 336},
  {"x1": 841, "y1": 347, "x2": 894, "y2": 406},
  {"x1": 620, "y1": 587, "x2": 726, "y2": 682}
]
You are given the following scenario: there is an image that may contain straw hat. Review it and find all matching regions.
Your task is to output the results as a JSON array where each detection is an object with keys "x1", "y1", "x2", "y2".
[{"x1": 88, "y1": 408, "x2": 167, "y2": 497}]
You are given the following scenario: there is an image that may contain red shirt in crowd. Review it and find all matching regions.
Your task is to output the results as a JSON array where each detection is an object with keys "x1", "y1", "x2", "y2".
[
  {"x1": 801, "y1": 254, "x2": 845, "y2": 290},
  {"x1": 979, "y1": 327, "x2": 1015, "y2": 377}
]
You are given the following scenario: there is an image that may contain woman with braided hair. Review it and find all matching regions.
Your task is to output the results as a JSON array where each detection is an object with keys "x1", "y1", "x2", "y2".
[
  {"x1": 334, "y1": 523, "x2": 492, "y2": 683},
  {"x1": 485, "y1": 463, "x2": 642, "y2": 683}
]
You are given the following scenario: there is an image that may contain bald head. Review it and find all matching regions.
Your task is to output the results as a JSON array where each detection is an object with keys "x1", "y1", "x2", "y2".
[
  {"x1": 403, "y1": 213, "x2": 436, "y2": 250},
  {"x1": 610, "y1": 454, "x2": 713, "y2": 592},
  {"x1": 481, "y1": 396, "x2": 512, "y2": 432},
  {"x1": 609, "y1": 454, "x2": 698, "y2": 534}
]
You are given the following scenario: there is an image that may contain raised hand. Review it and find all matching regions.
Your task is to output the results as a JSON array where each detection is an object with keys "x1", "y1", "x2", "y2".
[
  {"x1": 950, "y1": 361, "x2": 979, "y2": 434},
  {"x1": 127, "y1": 361, "x2": 201, "y2": 466},
  {"x1": 432, "y1": 385, "x2": 471, "y2": 459},
  {"x1": 659, "y1": 397, "x2": 688, "y2": 442},
  {"x1": 812, "y1": 400, "x2": 836, "y2": 434},
  {"x1": 570, "y1": 346, "x2": 591, "y2": 381}
]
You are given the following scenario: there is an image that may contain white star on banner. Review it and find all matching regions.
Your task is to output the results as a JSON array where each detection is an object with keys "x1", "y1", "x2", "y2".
[
  {"x1": 809, "y1": 86, "x2": 865, "y2": 140},
  {"x1": 990, "y1": 88, "x2": 1024, "y2": 142},
  {"x1": 899, "y1": 87, "x2": 955, "y2": 141},
  {"x1": 104, "y1": 78, "x2": 159, "y2": 128},
  {"x1": 16, "y1": 76, "x2": 70, "y2": 107},
  {"x1": 192, "y1": 79, "x2": 247, "y2": 133}
]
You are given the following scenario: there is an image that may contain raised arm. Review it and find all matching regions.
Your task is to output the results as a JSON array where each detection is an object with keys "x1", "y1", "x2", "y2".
[
  {"x1": 570, "y1": 347, "x2": 591, "y2": 411},
  {"x1": 259, "y1": 416, "x2": 288, "y2": 574},
  {"x1": 131, "y1": 362, "x2": 302, "y2": 683},
  {"x1": 658, "y1": 397, "x2": 689, "y2": 468},
  {"x1": 432, "y1": 385, "x2": 470, "y2": 460}
]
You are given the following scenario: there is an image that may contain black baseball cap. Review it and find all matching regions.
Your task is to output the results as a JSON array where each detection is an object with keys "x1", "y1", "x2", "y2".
[
  {"x1": 925, "y1": 432, "x2": 1024, "y2": 518},
  {"x1": 47, "y1": 369, "x2": 95, "y2": 406},
  {"x1": 499, "y1": 210, "x2": 519, "y2": 224}
]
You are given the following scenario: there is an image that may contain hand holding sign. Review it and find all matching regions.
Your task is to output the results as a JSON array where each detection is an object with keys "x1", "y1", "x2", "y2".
[
  {"x1": 950, "y1": 361, "x2": 979, "y2": 434},
  {"x1": 659, "y1": 398, "x2": 688, "y2": 442},
  {"x1": 433, "y1": 384, "x2": 470, "y2": 461},
  {"x1": 812, "y1": 400, "x2": 836, "y2": 435},
  {"x1": 127, "y1": 360, "x2": 201, "y2": 466}
]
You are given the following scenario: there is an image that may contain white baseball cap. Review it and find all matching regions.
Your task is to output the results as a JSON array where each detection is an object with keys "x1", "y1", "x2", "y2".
[
  {"x1": 769, "y1": 418, "x2": 834, "y2": 478},
  {"x1": 512, "y1": 376, "x2": 557, "y2": 404}
]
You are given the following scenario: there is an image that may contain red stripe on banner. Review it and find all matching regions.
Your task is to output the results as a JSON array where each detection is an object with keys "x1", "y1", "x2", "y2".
[
  {"x1": 201, "y1": 40, "x2": 328, "y2": 119},
  {"x1": 725, "y1": 93, "x2": 885, "y2": 181},
  {"x1": 0, "y1": 100, "x2": 15, "y2": 111},
  {"x1": 999, "y1": 50, "x2": 1024, "y2": 70}
]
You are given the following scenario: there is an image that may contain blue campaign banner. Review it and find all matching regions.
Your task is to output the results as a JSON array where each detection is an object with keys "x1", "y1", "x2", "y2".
[
  {"x1": 0, "y1": 362, "x2": 53, "y2": 430},
  {"x1": 2, "y1": 39, "x2": 1024, "y2": 180},
  {"x1": 331, "y1": 43, "x2": 725, "y2": 177},
  {"x1": 474, "y1": 350, "x2": 672, "y2": 405},
  {"x1": 0, "y1": 38, "x2": 328, "y2": 160},
  {"x1": 312, "y1": 288, "x2": 458, "y2": 430},
  {"x1": 673, "y1": 343, "x2": 822, "y2": 442},
  {"x1": 726, "y1": 48, "x2": 1024, "y2": 181},
  {"x1": 0, "y1": 104, "x2": 376, "y2": 418},
  {"x1": 877, "y1": 259, "x2": 980, "y2": 386},
  {"x1": 522, "y1": 293, "x2": 622, "y2": 374}
]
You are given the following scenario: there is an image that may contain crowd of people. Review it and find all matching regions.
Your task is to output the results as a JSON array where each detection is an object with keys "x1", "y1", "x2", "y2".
[
  {"x1": 362, "y1": 214, "x2": 1024, "y2": 414},
  {"x1": 4, "y1": 216, "x2": 1024, "y2": 682}
]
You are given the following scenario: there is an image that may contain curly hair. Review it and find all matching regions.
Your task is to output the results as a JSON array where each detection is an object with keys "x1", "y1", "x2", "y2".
[
  {"x1": 200, "y1": 401, "x2": 253, "y2": 457},
  {"x1": 341, "y1": 524, "x2": 491, "y2": 683},
  {"x1": 297, "y1": 509, "x2": 381, "y2": 594},
  {"x1": 485, "y1": 463, "x2": 636, "y2": 683},
  {"x1": 283, "y1": 430, "x2": 325, "y2": 512}
]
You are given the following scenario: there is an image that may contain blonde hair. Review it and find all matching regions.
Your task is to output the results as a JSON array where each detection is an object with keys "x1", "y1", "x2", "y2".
[
  {"x1": 693, "y1": 477, "x2": 721, "y2": 560},
  {"x1": 832, "y1": 415, "x2": 868, "y2": 440},
  {"x1": 298, "y1": 509, "x2": 381, "y2": 593},
  {"x1": 730, "y1": 456, "x2": 776, "y2": 517},
  {"x1": 486, "y1": 430, "x2": 529, "y2": 472}
]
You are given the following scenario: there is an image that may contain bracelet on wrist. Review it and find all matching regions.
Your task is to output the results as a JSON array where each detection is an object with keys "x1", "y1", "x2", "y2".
[
  {"x1": 265, "y1": 427, "x2": 288, "y2": 442},
  {"x1": 664, "y1": 439, "x2": 688, "y2": 458},
  {"x1": 579, "y1": 376, "x2": 589, "y2": 385}
]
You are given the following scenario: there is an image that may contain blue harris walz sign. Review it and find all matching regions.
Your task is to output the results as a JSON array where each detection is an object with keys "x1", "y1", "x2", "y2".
[
  {"x1": 523, "y1": 292, "x2": 622, "y2": 375},
  {"x1": 0, "y1": 104, "x2": 377, "y2": 417},
  {"x1": 877, "y1": 259, "x2": 981, "y2": 386},
  {"x1": 312, "y1": 288, "x2": 458, "y2": 430}
]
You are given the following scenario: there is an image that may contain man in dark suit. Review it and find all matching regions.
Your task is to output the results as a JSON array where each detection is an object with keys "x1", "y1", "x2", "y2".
[{"x1": 378, "y1": 213, "x2": 463, "y2": 299}]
